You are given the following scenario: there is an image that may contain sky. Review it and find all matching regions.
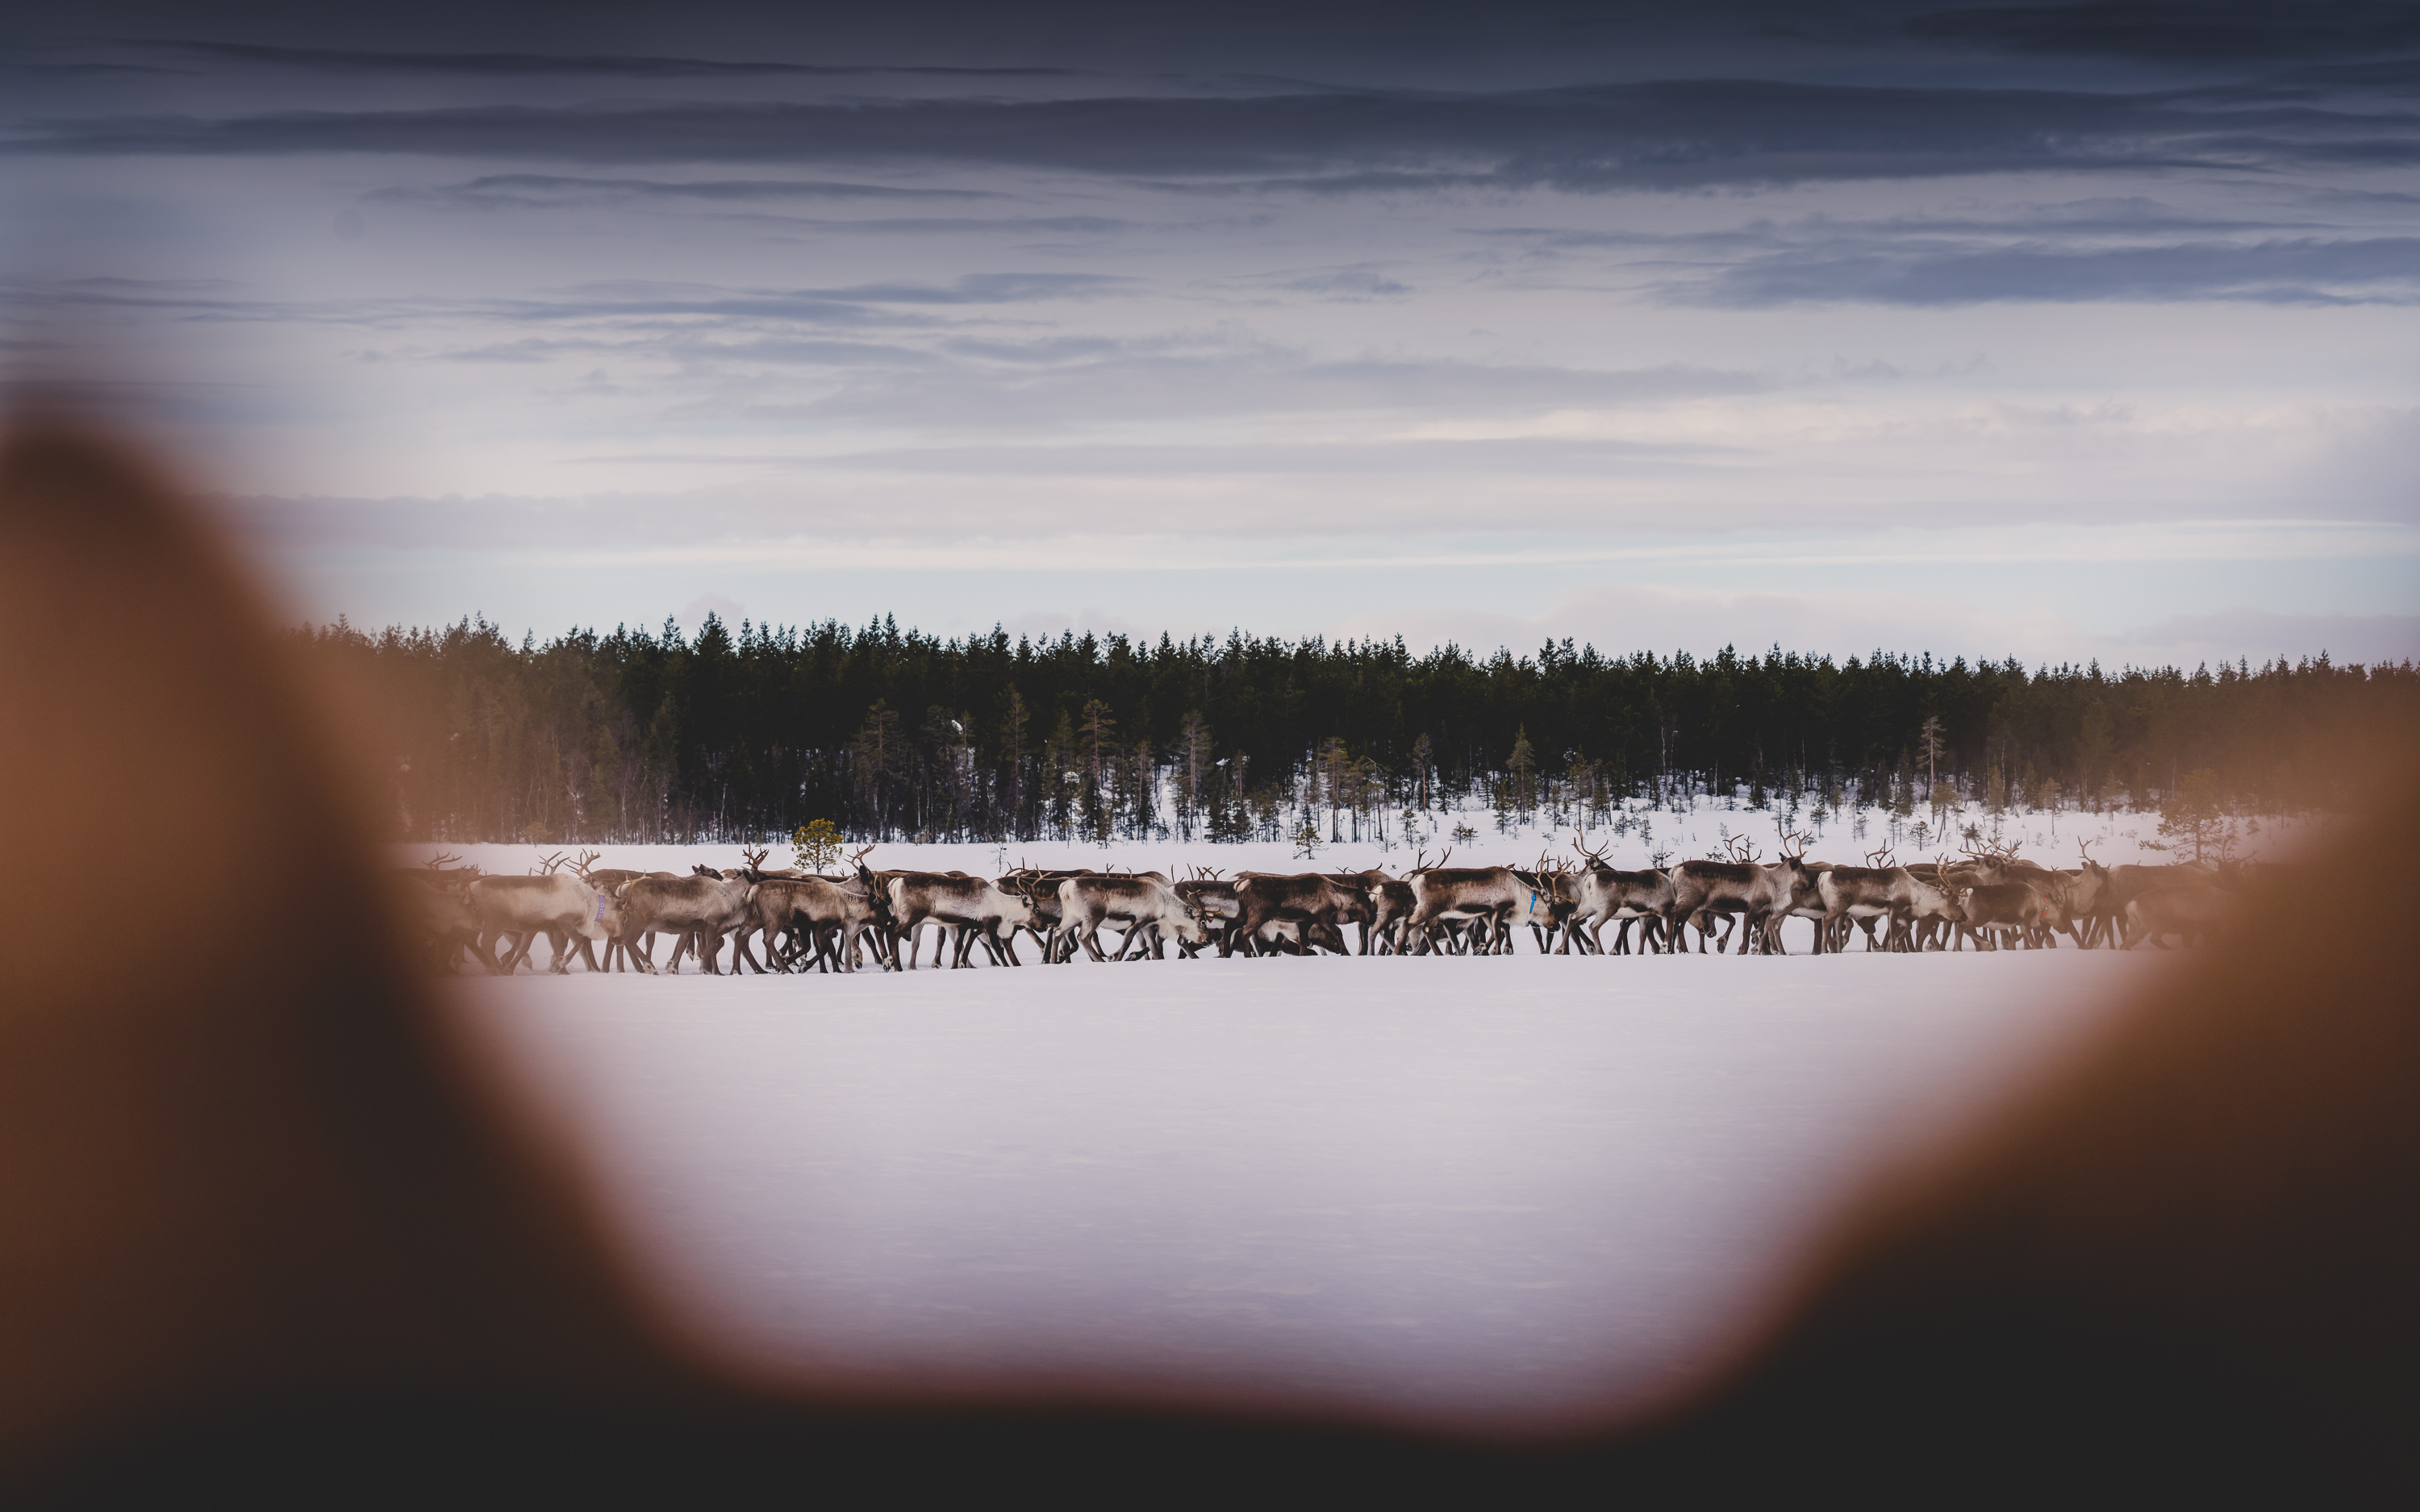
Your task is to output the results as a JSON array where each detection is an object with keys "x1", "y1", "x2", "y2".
[{"x1": 5, "y1": 1, "x2": 2418, "y2": 667}]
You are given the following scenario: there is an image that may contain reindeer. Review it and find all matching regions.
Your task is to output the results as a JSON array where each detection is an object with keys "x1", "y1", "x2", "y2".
[
  {"x1": 1170, "y1": 871, "x2": 1241, "y2": 957},
  {"x1": 884, "y1": 870, "x2": 1040, "y2": 968},
  {"x1": 466, "y1": 873, "x2": 619, "y2": 974},
  {"x1": 1363, "y1": 869, "x2": 1421, "y2": 955},
  {"x1": 1947, "y1": 881, "x2": 2061, "y2": 951},
  {"x1": 1403, "y1": 861, "x2": 1562, "y2": 956},
  {"x1": 1666, "y1": 835, "x2": 1820, "y2": 955},
  {"x1": 1222, "y1": 872, "x2": 1374, "y2": 959},
  {"x1": 1321, "y1": 866, "x2": 1407, "y2": 955},
  {"x1": 1516, "y1": 849, "x2": 1583, "y2": 954},
  {"x1": 745, "y1": 873, "x2": 895, "y2": 973},
  {"x1": 2064, "y1": 841, "x2": 2119, "y2": 948},
  {"x1": 566, "y1": 865, "x2": 666, "y2": 972},
  {"x1": 1569, "y1": 863, "x2": 1675, "y2": 955},
  {"x1": 2103, "y1": 860, "x2": 2217, "y2": 937},
  {"x1": 1817, "y1": 860, "x2": 1965, "y2": 954},
  {"x1": 386, "y1": 864, "x2": 494, "y2": 973},
  {"x1": 1050, "y1": 873, "x2": 1209, "y2": 963},
  {"x1": 613, "y1": 873, "x2": 756, "y2": 974},
  {"x1": 998, "y1": 864, "x2": 1092, "y2": 960},
  {"x1": 2122, "y1": 884, "x2": 2237, "y2": 950}
]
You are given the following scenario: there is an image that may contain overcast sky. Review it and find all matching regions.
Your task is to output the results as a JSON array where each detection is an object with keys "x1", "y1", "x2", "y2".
[{"x1": 6, "y1": 2, "x2": 2417, "y2": 666}]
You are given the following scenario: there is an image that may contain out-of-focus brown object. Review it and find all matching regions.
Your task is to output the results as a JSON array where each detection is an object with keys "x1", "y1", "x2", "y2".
[
  {"x1": 1, "y1": 420, "x2": 2411, "y2": 1506},
  {"x1": 0, "y1": 423, "x2": 689, "y2": 1478}
]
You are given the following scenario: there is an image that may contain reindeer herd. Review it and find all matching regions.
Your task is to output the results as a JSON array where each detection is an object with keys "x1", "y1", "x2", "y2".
[{"x1": 389, "y1": 833, "x2": 2255, "y2": 977}]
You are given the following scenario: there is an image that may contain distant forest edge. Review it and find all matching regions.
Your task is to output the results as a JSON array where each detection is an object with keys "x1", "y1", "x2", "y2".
[{"x1": 296, "y1": 614, "x2": 2420, "y2": 847}]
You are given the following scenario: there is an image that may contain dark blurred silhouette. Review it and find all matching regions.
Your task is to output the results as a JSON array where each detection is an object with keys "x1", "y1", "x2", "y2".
[{"x1": 2, "y1": 421, "x2": 2412, "y2": 1507}]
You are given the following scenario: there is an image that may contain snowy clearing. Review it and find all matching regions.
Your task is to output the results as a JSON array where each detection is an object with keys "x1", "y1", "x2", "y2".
[{"x1": 457, "y1": 947, "x2": 2162, "y2": 1428}]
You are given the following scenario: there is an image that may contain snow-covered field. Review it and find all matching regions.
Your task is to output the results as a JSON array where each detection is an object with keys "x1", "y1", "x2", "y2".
[{"x1": 453, "y1": 946, "x2": 2168, "y2": 1428}]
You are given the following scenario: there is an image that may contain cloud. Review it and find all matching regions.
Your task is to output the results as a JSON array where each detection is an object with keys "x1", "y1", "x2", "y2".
[
  {"x1": 18, "y1": 77, "x2": 2414, "y2": 192},
  {"x1": 1683, "y1": 234, "x2": 2420, "y2": 306},
  {"x1": 24, "y1": 272, "x2": 1128, "y2": 334},
  {"x1": 1904, "y1": 3, "x2": 2420, "y2": 65},
  {"x1": 126, "y1": 39, "x2": 1082, "y2": 80},
  {"x1": 370, "y1": 173, "x2": 998, "y2": 207},
  {"x1": 1264, "y1": 264, "x2": 1412, "y2": 300}
]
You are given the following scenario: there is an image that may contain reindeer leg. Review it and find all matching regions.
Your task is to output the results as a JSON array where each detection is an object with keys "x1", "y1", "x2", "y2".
[{"x1": 503, "y1": 931, "x2": 540, "y2": 974}]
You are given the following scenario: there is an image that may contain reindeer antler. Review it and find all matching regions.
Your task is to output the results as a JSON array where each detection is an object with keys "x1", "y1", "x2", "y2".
[
  {"x1": 425, "y1": 851, "x2": 461, "y2": 870},
  {"x1": 1780, "y1": 830, "x2": 1811, "y2": 860},
  {"x1": 573, "y1": 848, "x2": 600, "y2": 877},
  {"x1": 533, "y1": 850, "x2": 568, "y2": 875}
]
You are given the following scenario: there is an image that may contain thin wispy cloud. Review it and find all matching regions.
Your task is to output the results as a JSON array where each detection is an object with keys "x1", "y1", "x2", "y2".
[
  {"x1": 125, "y1": 38, "x2": 1086, "y2": 80},
  {"x1": 1682, "y1": 235, "x2": 2420, "y2": 306},
  {"x1": 371, "y1": 173, "x2": 1001, "y2": 207}
]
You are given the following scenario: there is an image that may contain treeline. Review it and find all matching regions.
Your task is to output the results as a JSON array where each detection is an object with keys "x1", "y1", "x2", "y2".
[{"x1": 295, "y1": 614, "x2": 2420, "y2": 846}]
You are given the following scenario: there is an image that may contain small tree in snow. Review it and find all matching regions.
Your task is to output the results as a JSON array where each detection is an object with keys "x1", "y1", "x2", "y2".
[
  {"x1": 793, "y1": 818, "x2": 844, "y2": 871},
  {"x1": 1291, "y1": 816, "x2": 1321, "y2": 860}
]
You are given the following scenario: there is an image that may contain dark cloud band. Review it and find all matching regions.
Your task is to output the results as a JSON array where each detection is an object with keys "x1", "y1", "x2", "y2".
[{"x1": 15, "y1": 77, "x2": 2414, "y2": 190}]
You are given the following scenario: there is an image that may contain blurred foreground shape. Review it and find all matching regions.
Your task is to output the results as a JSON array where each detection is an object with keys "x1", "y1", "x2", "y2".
[{"x1": 0, "y1": 421, "x2": 2412, "y2": 1507}]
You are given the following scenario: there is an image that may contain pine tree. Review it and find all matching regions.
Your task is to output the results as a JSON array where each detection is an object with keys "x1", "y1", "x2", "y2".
[
  {"x1": 1080, "y1": 698, "x2": 1116, "y2": 845},
  {"x1": 2156, "y1": 768, "x2": 2232, "y2": 861},
  {"x1": 1505, "y1": 726, "x2": 1538, "y2": 823}
]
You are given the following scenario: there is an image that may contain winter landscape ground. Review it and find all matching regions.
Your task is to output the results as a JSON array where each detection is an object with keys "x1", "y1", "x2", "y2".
[{"x1": 411, "y1": 798, "x2": 2278, "y2": 1427}]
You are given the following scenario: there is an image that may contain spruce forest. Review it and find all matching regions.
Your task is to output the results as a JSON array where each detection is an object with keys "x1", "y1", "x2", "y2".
[{"x1": 299, "y1": 614, "x2": 2420, "y2": 847}]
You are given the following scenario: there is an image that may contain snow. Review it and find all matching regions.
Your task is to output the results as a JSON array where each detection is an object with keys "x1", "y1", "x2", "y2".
[
  {"x1": 404, "y1": 794, "x2": 2321, "y2": 900},
  {"x1": 453, "y1": 945, "x2": 2163, "y2": 1428}
]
